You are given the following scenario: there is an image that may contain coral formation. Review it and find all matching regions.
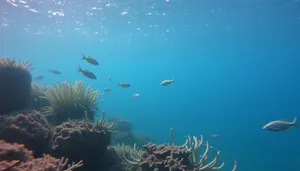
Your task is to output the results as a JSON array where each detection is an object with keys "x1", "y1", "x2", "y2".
[
  {"x1": 51, "y1": 111, "x2": 117, "y2": 170},
  {"x1": 0, "y1": 57, "x2": 35, "y2": 114},
  {"x1": 113, "y1": 143, "x2": 140, "y2": 171},
  {"x1": 0, "y1": 110, "x2": 53, "y2": 157},
  {"x1": 43, "y1": 80, "x2": 101, "y2": 125},
  {"x1": 0, "y1": 140, "x2": 83, "y2": 171},
  {"x1": 123, "y1": 128, "x2": 237, "y2": 171}
]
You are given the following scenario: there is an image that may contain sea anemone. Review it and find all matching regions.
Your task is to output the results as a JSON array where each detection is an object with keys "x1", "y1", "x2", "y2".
[
  {"x1": 0, "y1": 57, "x2": 35, "y2": 114},
  {"x1": 43, "y1": 80, "x2": 101, "y2": 124}
]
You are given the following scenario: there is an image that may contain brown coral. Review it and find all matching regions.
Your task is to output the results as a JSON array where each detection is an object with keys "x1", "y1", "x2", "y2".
[
  {"x1": 51, "y1": 111, "x2": 116, "y2": 171},
  {"x1": 139, "y1": 143, "x2": 191, "y2": 171},
  {"x1": 0, "y1": 140, "x2": 82, "y2": 171},
  {"x1": 0, "y1": 110, "x2": 53, "y2": 157}
]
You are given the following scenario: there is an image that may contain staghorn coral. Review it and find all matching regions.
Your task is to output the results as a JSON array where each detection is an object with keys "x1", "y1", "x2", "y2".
[
  {"x1": 51, "y1": 111, "x2": 117, "y2": 171},
  {"x1": 124, "y1": 128, "x2": 237, "y2": 171},
  {"x1": 0, "y1": 140, "x2": 83, "y2": 171},
  {"x1": 114, "y1": 143, "x2": 141, "y2": 171},
  {"x1": 0, "y1": 110, "x2": 53, "y2": 157},
  {"x1": 0, "y1": 57, "x2": 35, "y2": 114},
  {"x1": 43, "y1": 80, "x2": 101, "y2": 125}
]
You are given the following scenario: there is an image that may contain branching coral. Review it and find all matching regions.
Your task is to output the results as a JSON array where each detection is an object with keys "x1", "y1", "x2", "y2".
[
  {"x1": 170, "y1": 128, "x2": 237, "y2": 171},
  {"x1": 123, "y1": 128, "x2": 237, "y2": 171},
  {"x1": 43, "y1": 80, "x2": 101, "y2": 124},
  {"x1": 114, "y1": 143, "x2": 141, "y2": 171},
  {"x1": 0, "y1": 140, "x2": 83, "y2": 171},
  {"x1": 0, "y1": 57, "x2": 35, "y2": 114}
]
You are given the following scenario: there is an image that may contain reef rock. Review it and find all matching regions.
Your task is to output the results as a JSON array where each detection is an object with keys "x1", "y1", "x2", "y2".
[{"x1": 0, "y1": 110, "x2": 52, "y2": 157}]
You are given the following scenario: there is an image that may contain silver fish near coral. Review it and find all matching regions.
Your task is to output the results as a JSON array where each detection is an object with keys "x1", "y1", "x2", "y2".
[
  {"x1": 263, "y1": 117, "x2": 299, "y2": 132},
  {"x1": 77, "y1": 66, "x2": 97, "y2": 80},
  {"x1": 48, "y1": 69, "x2": 61, "y2": 75},
  {"x1": 81, "y1": 53, "x2": 99, "y2": 65},
  {"x1": 33, "y1": 76, "x2": 44, "y2": 80},
  {"x1": 118, "y1": 82, "x2": 131, "y2": 88},
  {"x1": 160, "y1": 78, "x2": 175, "y2": 86},
  {"x1": 104, "y1": 88, "x2": 112, "y2": 92}
]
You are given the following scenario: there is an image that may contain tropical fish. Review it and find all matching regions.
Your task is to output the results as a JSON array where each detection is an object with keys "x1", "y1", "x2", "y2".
[
  {"x1": 118, "y1": 82, "x2": 131, "y2": 88},
  {"x1": 81, "y1": 53, "x2": 99, "y2": 65},
  {"x1": 104, "y1": 88, "x2": 112, "y2": 92},
  {"x1": 132, "y1": 93, "x2": 140, "y2": 98},
  {"x1": 48, "y1": 69, "x2": 61, "y2": 75},
  {"x1": 211, "y1": 134, "x2": 220, "y2": 139},
  {"x1": 33, "y1": 76, "x2": 44, "y2": 80},
  {"x1": 160, "y1": 78, "x2": 175, "y2": 86},
  {"x1": 262, "y1": 117, "x2": 299, "y2": 132},
  {"x1": 77, "y1": 66, "x2": 97, "y2": 80}
]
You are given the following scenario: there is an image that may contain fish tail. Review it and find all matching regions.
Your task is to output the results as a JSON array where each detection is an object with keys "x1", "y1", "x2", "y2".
[
  {"x1": 292, "y1": 116, "x2": 297, "y2": 124},
  {"x1": 172, "y1": 77, "x2": 175, "y2": 83},
  {"x1": 117, "y1": 83, "x2": 120, "y2": 87},
  {"x1": 77, "y1": 65, "x2": 82, "y2": 72},
  {"x1": 81, "y1": 53, "x2": 85, "y2": 60},
  {"x1": 292, "y1": 117, "x2": 300, "y2": 128}
]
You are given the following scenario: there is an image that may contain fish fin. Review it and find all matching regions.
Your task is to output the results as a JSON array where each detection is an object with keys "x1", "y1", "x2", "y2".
[
  {"x1": 117, "y1": 83, "x2": 120, "y2": 87},
  {"x1": 295, "y1": 124, "x2": 300, "y2": 128},
  {"x1": 81, "y1": 53, "x2": 85, "y2": 60},
  {"x1": 77, "y1": 65, "x2": 82, "y2": 72},
  {"x1": 172, "y1": 77, "x2": 175, "y2": 83},
  {"x1": 292, "y1": 117, "x2": 297, "y2": 124}
]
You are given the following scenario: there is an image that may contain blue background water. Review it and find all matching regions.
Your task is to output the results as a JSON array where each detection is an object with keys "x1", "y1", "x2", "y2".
[{"x1": 1, "y1": 0, "x2": 300, "y2": 170}]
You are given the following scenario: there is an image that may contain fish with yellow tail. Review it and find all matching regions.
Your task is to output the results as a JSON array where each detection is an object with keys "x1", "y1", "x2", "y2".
[{"x1": 262, "y1": 117, "x2": 299, "y2": 132}]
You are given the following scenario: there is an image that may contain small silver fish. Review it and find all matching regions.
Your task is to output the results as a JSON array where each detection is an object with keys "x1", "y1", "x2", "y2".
[
  {"x1": 77, "y1": 66, "x2": 97, "y2": 80},
  {"x1": 160, "y1": 78, "x2": 175, "y2": 86},
  {"x1": 211, "y1": 134, "x2": 220, "y2": 139},
  {"x1": 104, "y1": 88, "x2": 112, "y2": 92},
  {"x1": 108, "y1": 76, "x2": 112, "y2": 82},
  {"x1": 33, "y1": 76, "x2": 44, "y2": 80},
  {"x1": 118, "y1": 82, "x2": 131, "y2": 88},
  {"x1": 48, "y1": 69, "x2": 61, "y2": 75},
  {"x1": 132, "y1": 93, "x2": 140, "y2": 98},
  {"x1": 81, "y1": 53, "x2": 99, "y2": 65},
  {"x1": 263, "y1": 117, "x2": 299, "y2": 132}
]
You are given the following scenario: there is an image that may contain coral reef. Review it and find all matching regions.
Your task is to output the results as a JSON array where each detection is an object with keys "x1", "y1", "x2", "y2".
[
  {"x1": 30, "y1": 83, "x2": 50, "y2": 110},
  {"x1": 51, "y1": 111, "x2": 117, "y2": 171},
  {"x1": 113, "y1": 143, "x2": 140, "y2": 171},
  {"x1": 0, "y1": 140, "x2": 83, "y2": 171},
  {"x1": 0, "y1": 110, "x2": 53, "y2": 157},
  {"x1": 123, "y1": 128, "x2": 237, "y2": 171},
  {"x1": 0, "y1": 57, "x2": 35, "y2": 114},
  {"x1": 43, "y1": 80, "x2": 101, "y2": 125}
]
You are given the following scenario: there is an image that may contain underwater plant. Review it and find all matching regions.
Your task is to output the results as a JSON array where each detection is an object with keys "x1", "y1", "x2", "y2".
[
  {"x1": 0, "y1": 57, "x2": 35, "y2": 114},
  {"x1": 114, "y1": 143, "x2": 142, "y2": 171},
  {"x1": 43, "y1": 80, "x2": 101, "y2": 124},
  {"x1": 123, "y1": 128, "x2": 237, "y2": 171}
]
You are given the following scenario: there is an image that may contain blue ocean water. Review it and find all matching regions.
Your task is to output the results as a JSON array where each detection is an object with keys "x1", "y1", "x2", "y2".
[{"x1": 1, "y1": 0, "x2": 300, "y2": 170}]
